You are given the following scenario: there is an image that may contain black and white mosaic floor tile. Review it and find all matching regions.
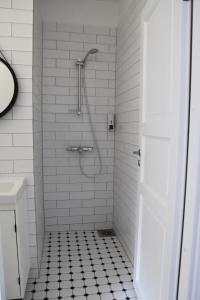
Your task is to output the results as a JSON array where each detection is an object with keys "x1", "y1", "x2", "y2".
[{"x1": 25, "y1": 231, "x2": 137, "y2": 300}]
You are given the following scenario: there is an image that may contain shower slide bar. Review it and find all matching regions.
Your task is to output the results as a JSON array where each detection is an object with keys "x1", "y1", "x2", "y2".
[
  {"x1": 66, "y1": 146, "x2": 93, "y2": 153},
  {"x1": 76, "y1": 59, "x2": 83, "y2": 116}
]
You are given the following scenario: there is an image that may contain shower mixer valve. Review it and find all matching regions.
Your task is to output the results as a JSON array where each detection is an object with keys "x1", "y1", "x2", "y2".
[{"x1": 66, "y1": 146, "x2": 93, "y2": 153}]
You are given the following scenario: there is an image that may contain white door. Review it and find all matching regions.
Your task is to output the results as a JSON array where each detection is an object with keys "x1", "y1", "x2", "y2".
[
  {"x1": 134, "y1": 1, "x2": 190, "y2": 299},
  {"x1": 0, "y1": 211, "x2": 20, "y2": 299}
]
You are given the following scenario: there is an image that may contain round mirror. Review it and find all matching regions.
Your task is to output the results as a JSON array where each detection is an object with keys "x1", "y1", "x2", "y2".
[{"x1": 0, "y1": 57, "x2": 18, "y2": 117}]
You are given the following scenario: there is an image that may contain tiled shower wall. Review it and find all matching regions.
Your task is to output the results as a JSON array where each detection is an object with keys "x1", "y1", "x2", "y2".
[
  {"x1": 114, "y1": 0, "x2": 146, "y2": 262},
  {"x1": 42, "y1": 22, "x2": 116, "y2": 231}
]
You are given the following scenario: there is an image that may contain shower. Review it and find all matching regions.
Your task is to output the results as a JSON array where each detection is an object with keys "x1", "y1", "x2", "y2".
[
  {"x1": 81, "y1": 48, "x2": 99, "y2": 65},
  {"x1": 66, "y1": 49, "x2": 102, "y2": 178}
]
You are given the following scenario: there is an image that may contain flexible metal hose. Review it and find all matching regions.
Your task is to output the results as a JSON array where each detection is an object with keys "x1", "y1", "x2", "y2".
[{"x1": 78, "y1": 67, "x2": 102, "y2": 178}]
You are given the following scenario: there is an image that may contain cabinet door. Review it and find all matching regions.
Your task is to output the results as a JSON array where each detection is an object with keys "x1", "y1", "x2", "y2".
[{"x1": 0, "y1": 211, "x2": 21, "y2": 299}]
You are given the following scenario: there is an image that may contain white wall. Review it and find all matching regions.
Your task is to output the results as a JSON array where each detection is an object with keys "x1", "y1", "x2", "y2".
[
  {"x1": 40, "y1": 0, "x2": 119, "y2": 27},
  {"x1": 118, "y1": 0, "x2": 134, "y2": 19},
  {"x1": 113, "y1": 0, "x2": 146, "y2": 262},
  {"x1": 42, "y1": 21, "x2": 116, "y2": 231},
  {"x1": 0, "y1": 0, "x2": 44, "y2": 277},
  {"x1": 0, "y1": 0, "x2": 39, "y2": 273}
]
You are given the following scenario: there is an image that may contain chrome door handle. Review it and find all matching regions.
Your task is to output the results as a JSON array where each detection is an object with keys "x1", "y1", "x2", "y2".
[
  {"x1": 133, "y1": 149, "x2": 141, "y2": 157},
  {"x1": 133, "y1": 149, "x2": 141, "y2": 167}
]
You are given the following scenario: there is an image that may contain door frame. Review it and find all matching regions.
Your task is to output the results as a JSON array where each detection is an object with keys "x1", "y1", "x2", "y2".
[
  {"x1": 134, "y1": 0, "x2": 192, "y2": 299},
  {"x1": 0, "y1": 227, "x2": 6, "y2": 300},
  {"x1": 178, "y1": 0, "x2": 200, "y2": 299}
]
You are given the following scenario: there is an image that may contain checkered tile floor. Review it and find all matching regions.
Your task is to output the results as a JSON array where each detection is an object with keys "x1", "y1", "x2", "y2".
[{"x1": 25, "y1": 231, "x2": 137, "y2": 300}]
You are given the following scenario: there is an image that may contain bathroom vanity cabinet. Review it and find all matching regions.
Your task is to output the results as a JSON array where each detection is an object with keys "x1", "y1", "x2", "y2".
[{"x1": 0, "y1": 177, "x2": 30, "y2": 300}]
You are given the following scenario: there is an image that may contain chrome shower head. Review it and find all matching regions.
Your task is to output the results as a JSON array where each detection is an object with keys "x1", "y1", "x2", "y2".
[
  {"x1": 82, "y1": 48, "x2": 99, "y2": 65},
  {"x1": 89, "y1": 48, "x2": 98, "y2": 54}
]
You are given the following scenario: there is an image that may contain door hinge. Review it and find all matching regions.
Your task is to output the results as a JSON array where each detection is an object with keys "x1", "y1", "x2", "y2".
[
  {"x1": 14, "y1": 224, "x2": 17, "y2": 233},
  {"x1": 18, "y1": 276, "x2": 21, "y2": 286}
]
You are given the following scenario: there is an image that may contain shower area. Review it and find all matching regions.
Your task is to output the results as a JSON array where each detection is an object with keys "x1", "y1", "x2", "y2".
[
  {"x1": 31, "y1": 0, "x2": 141, "y2": 297},
  {"x1": 30, "y1": 0, "x2": 142, "y2": 296}
]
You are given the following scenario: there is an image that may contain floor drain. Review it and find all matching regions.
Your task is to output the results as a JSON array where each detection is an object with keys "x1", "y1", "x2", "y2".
[{"x1": 97, "y1": 229, "x2": 116, "y2": 237}]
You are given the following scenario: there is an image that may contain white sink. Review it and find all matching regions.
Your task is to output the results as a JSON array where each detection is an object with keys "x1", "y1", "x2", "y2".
[{"x1": 0, "y1": 177, "x2": 25, "y2": 204}]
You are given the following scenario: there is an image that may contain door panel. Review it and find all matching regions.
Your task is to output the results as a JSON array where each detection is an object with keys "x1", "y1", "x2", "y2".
[
  {"x1": 0, "y1": 211, "x2": 20, "y2": 299},
  {"x1": 144, "y1": 1, "x2": 172, "y2": 119},
  {"x1": 139, "y1": 198, "x2": 166, "y2": 300},
  {"x1": 142, "y1": 136, "x2": 170, "y2": 199},
  {"x1": 135, "y1": 0, "x2": 190, "y2": 299}
]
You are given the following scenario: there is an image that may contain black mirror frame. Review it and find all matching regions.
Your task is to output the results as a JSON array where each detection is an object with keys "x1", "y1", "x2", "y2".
[{"x1": 0, "y1": 57, "x2": 18, "y2": 118}]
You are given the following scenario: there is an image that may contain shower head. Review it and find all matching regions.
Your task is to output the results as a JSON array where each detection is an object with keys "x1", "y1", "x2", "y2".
[
  {"x1": 88, "y1": 48, "x2": 99, "y2": 54},
  {"x1": 82, "y1": 48, "x2": 99, "y2": 65}
]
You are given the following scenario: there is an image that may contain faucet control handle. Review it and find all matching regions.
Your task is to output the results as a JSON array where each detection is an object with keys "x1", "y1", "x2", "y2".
[
  {"x1": 81, "y1": 147, "x2": 93, "y2": 152},
  {"x1": 66, "y1": 146, "x2": 94, "y2": 153},
  {"x1": 66, "y1": 146, "x2": 79, "y2": 152}
]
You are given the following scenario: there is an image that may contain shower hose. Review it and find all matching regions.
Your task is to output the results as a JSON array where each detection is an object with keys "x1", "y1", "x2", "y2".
[{"x1": 78, "y1": 67, "x2": 102, "y2": 178}]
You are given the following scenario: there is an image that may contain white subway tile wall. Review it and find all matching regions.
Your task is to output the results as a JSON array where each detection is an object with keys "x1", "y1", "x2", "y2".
[
  {"x1": 42, "y1": 22, "x2": 116, "y2": 231},
  {"x1": 0, "y1": 0, "x2": 38, "y2": 273},
  {"x1": 113, "y1": 0, "x2": 146, "y2": 263}
]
